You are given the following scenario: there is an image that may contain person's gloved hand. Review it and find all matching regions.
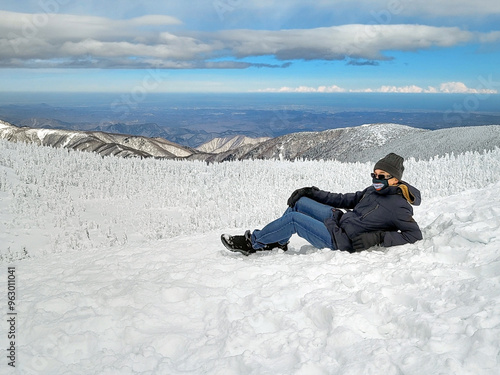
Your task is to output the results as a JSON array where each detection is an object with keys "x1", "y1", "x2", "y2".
[
  {"x1": 287, "y1": 186, "x2": 319, "y2": 207},
  {"x1": 351, "y1": 231, "x2": 385, "y2": 251}
]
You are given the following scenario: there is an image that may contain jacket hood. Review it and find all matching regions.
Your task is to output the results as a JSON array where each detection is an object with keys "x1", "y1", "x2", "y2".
[{"x1": 398, "y1": 181, "x2": 421, "y2": 206}]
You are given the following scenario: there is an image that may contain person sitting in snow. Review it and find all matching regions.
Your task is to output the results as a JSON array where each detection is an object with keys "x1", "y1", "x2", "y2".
[{"x1": 221, "y1": 153, "x2": 423, "y2": 255}]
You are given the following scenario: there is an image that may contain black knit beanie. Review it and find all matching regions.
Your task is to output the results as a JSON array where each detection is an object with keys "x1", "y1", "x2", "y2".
[{"x1": 374, "y1": 153, "x2": 404, "y2": 180}]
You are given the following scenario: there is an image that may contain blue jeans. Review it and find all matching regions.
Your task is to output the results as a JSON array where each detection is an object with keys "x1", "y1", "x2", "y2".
[{"x1": 251, "y1": 197, "x2": 336, "y2": 250}]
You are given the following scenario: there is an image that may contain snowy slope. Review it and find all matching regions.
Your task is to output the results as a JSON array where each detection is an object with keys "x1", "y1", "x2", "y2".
[
  {"x1": 350, "y1": 125, "x2": 500, "y2": 163},
  {"x1": 0, "y1": 120, "x2": 195, "y2": 158},
  {"x1": 196, "y1": 135, "x2": 270, "y2": 153},
  {"x1": 243, "y1": 123, "x2": 427, "y2": 161},
  {"x1": 190, "y1": 123, "x2": 500, "y2": 163},
  {"x1": 1, "y1": 140, "x2": 500, "y2": 374},
  {"x1": 196, "y1": 123, "x2": 426, "y2": 162}
]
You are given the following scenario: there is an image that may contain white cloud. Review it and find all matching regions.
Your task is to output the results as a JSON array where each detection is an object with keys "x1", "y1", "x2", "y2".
[
  {"x1": 0, "y1": 10, "x2": 496, "y2": 69},
  {"x1": 258, "y1": 82, "x2": 498, "y2": 94},
  {"x1": 477, "y1": 31, "x2": 500, "y2": 44},
  {"x1": 359, "y1": 85, "x2": 427, "y2": 93},
  {"x1": 216, "y1": 25, "x2": 473, "y2": 61},
  {"x1": 258, "y1": 85, "x2": 346, "y2": 93},
  {"x1": 436, "y1": 82, "x2": 497, "y2": 94},
  {"x1": 358, "y1": 82, "x2": 498, "y2": 94},
  {"x1": 388, "y1": 0, "x2": 500, "y2": 17},
  {"x1": 242, "y1": 0, "x2": 500, "y2": 17},
  {"x1": 0, "y1": 11, "x2": 181, "y2": 41}
]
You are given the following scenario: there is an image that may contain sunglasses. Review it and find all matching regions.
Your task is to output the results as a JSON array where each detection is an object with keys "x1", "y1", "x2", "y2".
[{"x1": 371, "y1": 173, "x2": 393, "y2": 180}]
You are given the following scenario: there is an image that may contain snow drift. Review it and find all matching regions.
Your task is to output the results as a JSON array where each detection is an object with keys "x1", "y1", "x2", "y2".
[{"x1": 1, "y1": 140, "x2": 500, "y2": 374}]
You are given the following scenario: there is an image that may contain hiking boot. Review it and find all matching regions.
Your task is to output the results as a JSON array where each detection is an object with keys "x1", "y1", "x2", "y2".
[
  {"x1": 221, "y1": 230, "x2": 255, "y2": 256},
  {"x1": 262, "y1": 242, "x2": 289, "y2": 251}
]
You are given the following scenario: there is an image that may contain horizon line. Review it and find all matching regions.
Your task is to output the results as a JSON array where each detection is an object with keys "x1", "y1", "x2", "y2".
[{"x1": 0, "y1": 91, "x2": 499, "y2": 95}]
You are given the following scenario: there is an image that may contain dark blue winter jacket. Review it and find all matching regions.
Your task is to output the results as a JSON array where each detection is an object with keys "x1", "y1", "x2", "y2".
[{"x1": 309, "y1": 182, "x2": 422, "y2": 252}]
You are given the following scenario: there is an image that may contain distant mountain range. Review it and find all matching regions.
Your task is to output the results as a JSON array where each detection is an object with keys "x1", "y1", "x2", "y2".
[
  {"x1": 0, "y1": 120, "x2": 196, "y2": 158},
  {"x1": 2, "y1": 119, "x2": 500, "y2": 163},
  {"x1": 3, "y1": 101, "x2": 500, "y2": 149}
]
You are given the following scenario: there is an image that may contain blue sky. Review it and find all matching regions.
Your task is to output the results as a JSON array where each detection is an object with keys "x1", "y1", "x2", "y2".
[{"x1": 1, "y1": 0, "x2": 499, "y2": 94}]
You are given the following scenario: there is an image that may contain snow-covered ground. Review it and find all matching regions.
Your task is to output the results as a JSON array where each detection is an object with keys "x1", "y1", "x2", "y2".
[{"x1": 1, "y1": 140, "x2": 500, "y2": 374}]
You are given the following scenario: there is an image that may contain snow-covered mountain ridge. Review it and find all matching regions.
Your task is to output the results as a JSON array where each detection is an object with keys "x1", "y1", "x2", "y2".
[
  {"x1": 219, "y1": 123, "x2": 426, "y2": 162},
  {"x1": 1, "y1": 140, "x2": 500, "y2": 374},
  {"x1": 0, "y1": 119, "x2": 195, "y2": 158},
  {"x1": 196, "y1": 134, "x2": 271, "y2": 153},
  {"x1": 3, "y1": 118, "x2": 500, "y2": 162}
]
